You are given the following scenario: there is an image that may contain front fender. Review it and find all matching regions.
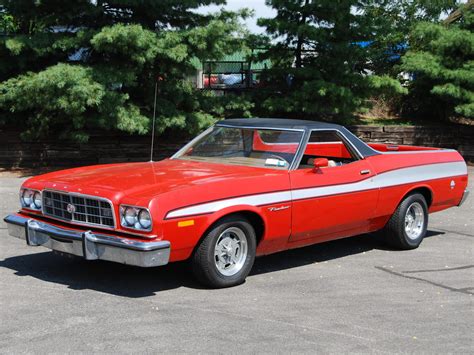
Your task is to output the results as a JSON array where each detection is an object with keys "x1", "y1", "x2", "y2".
[
  {"x1": 203, "y1": 204, "x2": 268, "y2": 233},
  {"x1": 162, "y1": 202, "x2": 291, "y2": 262}
]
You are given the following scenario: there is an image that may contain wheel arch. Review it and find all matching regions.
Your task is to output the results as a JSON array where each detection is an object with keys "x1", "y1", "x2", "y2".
[
  {"x1": 399, "y1": 185, "x2": 433, "y2": 208},
  {"x1": 193, "y1": 208, "x2": 266, "y2": 254}
]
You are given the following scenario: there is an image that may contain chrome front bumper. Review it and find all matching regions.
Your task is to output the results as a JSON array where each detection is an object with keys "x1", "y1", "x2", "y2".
[
  {"x1": 3, "y1": 214, "x2": 170, "y2": 267},
  {"x1": 458, "y1": 189, "x2": 469, "y2": 207}
]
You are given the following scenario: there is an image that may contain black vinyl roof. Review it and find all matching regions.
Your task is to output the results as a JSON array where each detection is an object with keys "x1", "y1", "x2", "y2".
[
  {"x1": 217, "y1": 118, "x2": 343, "y2": 130},
  {"x1": 216, "y1": 118, "x2": 379, "y2": 158}
]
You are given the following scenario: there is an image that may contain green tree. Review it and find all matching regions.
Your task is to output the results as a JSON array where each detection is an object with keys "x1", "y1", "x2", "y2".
[
  {"x1": 255, "y1": 0, "x2": 465, "y2": 121},
  {"x1": 362, "y1": 0, "x2": 460, "y2": 75},
  {"x1": 0, "y1": 10, "x2": 17, "y2": 34},
  {"x1": 256, "y1": 0, "x2": 406, "y2": 122},
  {"x1": 399, "y1": 3, "x2": 474, "y2": 120},
  {"x1": 0, "y1": 1, "x2": 250, "y2": 141}
]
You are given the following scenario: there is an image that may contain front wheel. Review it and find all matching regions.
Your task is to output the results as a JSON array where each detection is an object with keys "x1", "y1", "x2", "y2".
[
  {"x1": 382, "y1": 193, "x2": 428, "y2": 250},
  {"x1": 191, "y1": 215, "x2": 256, "y2": 288}
]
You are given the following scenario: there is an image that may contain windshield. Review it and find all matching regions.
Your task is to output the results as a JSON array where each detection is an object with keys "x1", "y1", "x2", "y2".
[{"x1": 174, "y1": 126, "x2": 304, "y2": 170}]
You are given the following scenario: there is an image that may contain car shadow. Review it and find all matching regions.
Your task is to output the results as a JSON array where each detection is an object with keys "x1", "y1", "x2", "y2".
[
  {"x1": 250, "y1": 230, "x2": 442, "y2": 276},
  {"x1": 0, "y1": 251, "x2": 199, "y2": 297},
  {"x1": 0, "y1": 230, "x2": 444, "y2": 298}
]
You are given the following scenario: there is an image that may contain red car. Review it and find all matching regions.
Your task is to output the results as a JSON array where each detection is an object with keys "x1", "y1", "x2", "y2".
[{"x1": 4, "y1": 118, "x2": 469, "y2": 288}]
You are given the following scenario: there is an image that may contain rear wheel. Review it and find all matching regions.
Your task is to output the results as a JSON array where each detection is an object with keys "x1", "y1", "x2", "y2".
[
  {"x1": 192, "y1": 215, "x2": 256, "y2": 288},
  {"x1": 382, "y1": 193, "x2": 428, "y2": 249}
]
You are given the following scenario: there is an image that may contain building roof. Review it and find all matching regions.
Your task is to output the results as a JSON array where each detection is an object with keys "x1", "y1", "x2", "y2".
[{"x1": 193, "y1": 50, "x2": 272, "y2": 73}]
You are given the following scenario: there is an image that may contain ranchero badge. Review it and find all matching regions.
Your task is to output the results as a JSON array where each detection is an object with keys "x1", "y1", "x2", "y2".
[
  {"x1": 66, "y1": 203, "x2": 76, "y2": 214},
  {"x1": 268, "y1": 205, "x2": 290, "y2": 212}
]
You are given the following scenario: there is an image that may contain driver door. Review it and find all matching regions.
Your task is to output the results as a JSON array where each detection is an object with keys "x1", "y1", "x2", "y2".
[{"x1": 289, "y1": 130, "x2": 378, "y2": 243}]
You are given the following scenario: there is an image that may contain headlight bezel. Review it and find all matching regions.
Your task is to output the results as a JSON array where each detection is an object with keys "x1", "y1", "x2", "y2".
[
  {"x1": 137, "y1": 209, "x2": 152, "y2": 229},
  {"x1": 20, "y1": 188, "x2": 42, "y2": 211},
  {"x1": 33, "y1": 191, "x2": 42, "y2": 209},
  {"x1": 119, "y1": 204, "x2": 153, "y2": 232}
]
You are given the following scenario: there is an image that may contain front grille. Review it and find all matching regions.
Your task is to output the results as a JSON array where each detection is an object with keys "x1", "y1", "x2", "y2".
[{"x1": 42, "y1": 190, "x2": 115, "y2": 228}]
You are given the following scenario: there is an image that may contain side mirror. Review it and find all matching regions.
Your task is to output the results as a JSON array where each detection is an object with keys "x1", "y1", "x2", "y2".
[{"x1": 313, "y1": 158, "x2": 329, "y2": 171}]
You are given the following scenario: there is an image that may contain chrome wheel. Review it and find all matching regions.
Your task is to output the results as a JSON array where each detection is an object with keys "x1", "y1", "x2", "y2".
[
  {"x1": 404, "y1": 202, "x2": 425, "y2": 240},
  {"x1": 214, "y1": 226, "x2": 248, "y2": 276}
]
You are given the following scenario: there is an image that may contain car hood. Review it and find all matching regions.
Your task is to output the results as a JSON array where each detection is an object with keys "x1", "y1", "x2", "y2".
[{"x1": 24, "y1": 159, "x2": 287, "y2": 204}]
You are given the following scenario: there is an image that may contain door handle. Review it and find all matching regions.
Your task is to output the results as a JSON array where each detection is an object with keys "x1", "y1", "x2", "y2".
[{"x1": 360, "y1": 169, "x2": 370, "y2": 175}]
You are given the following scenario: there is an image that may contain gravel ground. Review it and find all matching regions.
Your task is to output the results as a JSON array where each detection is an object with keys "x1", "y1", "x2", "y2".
[{"x1": 0, "y1": 168, "x2": 473, "y2": 354}]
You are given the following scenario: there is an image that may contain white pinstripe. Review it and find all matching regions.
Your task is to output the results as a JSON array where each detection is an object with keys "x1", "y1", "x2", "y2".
[{"x1": 165, "y1": 161, "x2": 467, "y2": 219}]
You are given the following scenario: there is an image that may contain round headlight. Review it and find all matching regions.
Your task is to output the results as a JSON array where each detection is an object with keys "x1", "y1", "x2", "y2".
[
  {"x1": 22, "y1": 190, "x2": 33, "y2": 207},
  {"x1": 124, "y1": 207, "x2": 137, "y2": 226},
  {"x1": 33, "y1": 191, "x2": 42, "y2": 209},
  {"x1": 138, "y1": 209, "x2": 151, "y2": 229}
]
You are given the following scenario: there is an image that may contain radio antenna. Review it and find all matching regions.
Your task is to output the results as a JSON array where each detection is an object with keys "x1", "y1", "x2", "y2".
[{"x1": 149, "y1": 80, "x2": 158, "y2": 162}]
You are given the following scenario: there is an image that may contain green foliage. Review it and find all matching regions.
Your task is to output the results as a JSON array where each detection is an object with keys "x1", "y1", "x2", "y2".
[
  {"x1": 256, "y1": 0, "x2": 409, "y2": 121},
  {"x1": 253, "y1": 0, "x2": 468, "y2": 122},
  {"x1": 91, "y1": 24, "x2": 159, "y2": 67},
  {"x1": 361, "y1": 0, "x2": 461, "y2": 74},
  {"x1": 0, "y1": 64, "x2": 104, "y2": 141},
  {"x1": 400, "y1": 7, "x2": 474, "y2": 120},
  {"x1": 0, "y1": 1, "x2": 251, "y2": 141},
  {"x1": 0, "y1": 12, "x2": 17, "y2": 34},
  {"x1": 186, "y1": 9, "x2": 253, "y2": 60},
  {"x1": 1, "y1": 0, "x2": 470, "y2": 142}
]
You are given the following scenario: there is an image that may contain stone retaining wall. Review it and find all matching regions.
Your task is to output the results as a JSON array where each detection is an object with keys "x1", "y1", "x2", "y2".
[
  {"x1": 1, "y1": 124, "x2": 473, "y2": 168},
  {"x1": 350, "y1": 125, "x2": 474, "y2": 162},
  {"x1": 0, "y1": 130, "x2": 188, "y2": 168}
]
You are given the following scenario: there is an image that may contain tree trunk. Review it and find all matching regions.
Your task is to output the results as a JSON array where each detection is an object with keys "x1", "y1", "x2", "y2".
[{"x1": 295, "y1": 0, "x2": 310, "y2": 68}]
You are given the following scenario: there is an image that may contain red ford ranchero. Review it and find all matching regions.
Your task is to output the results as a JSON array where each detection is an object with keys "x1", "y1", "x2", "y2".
[{"x1": 4, "y1": 118, "x2": 469, "y2": 288}]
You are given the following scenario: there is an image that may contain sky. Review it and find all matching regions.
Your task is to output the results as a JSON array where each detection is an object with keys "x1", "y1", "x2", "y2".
[{"x1": 196, "y1": 0, "x2": 276, "y2": 34}]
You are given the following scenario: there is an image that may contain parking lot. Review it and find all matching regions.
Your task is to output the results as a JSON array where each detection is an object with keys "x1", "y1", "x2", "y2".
[{"x1": 1, "y1": 168, "x2": 473, "y2": 353}]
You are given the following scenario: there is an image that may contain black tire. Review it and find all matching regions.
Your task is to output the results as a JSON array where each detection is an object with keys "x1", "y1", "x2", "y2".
[
  {"x1": 382, "y1": 193, "x2": 428, "y2": 250},
  {"x1": 191, "y1": 214, "x2": 256, "y2": 288}
]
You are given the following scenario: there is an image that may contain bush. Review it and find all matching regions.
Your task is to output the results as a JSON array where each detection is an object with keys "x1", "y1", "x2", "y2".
[
  {"x1": 0, "y1": 3, "x2": 250, "y2": 142},
  {"x1": 0, "y1": 63, "x2": 148, "y2": 142},
  {"x1": 399, "y1": 9, "x2": 474, "y2": 121}
]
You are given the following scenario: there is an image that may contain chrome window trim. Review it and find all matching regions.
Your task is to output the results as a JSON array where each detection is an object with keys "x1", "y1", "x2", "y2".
[
  {"x1": 41, "y1": 189, "x2": 117, "y2": 230},
  {"x1": 380, "y1": 149, "x2": 457, "y2": 155},
  {"x1": 328, "y1": 129, "x2": 364, "y2": 160},
  {"x1": 289, "y1": 129, "x2": 309, "y2": 170},
  {"x1": 292, "y1": 129, "x2": 364, "y2": 170},
  {"x1": 119, "y1": 204, "x2": 153, "y2": 232},
  {"x1": 215, "y1": 124, "x2": 305, "y2": 133},
  {"x1": 307, "y1": 141, "x2": 345, "y2": 145},
  {"x1": 171, "y1": 124, "x2": 306, "y2": 171},
  {"x1": 342, "y1": 128, "x2": 380, "y2": 156}
]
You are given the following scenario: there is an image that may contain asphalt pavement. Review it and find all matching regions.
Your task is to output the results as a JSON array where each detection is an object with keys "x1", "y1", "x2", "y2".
[{"x1": 0, "y1": 168, "x2": 473, "y2": 353}]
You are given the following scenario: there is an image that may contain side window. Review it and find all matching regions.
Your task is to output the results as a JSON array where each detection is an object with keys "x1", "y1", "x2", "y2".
[
  {"x1": 308, "y1": 131, "x2": 341, "y2": 143},
  {"x1": 258, "y1": 130, "x2": 302, "y2": 144},
  {"x1": 298, "y1": 130, "x2": 358, "y2": 169}
]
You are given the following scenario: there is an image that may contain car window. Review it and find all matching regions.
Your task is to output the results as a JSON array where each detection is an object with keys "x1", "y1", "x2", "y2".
[
  {"x1": 190, "y1": 127, "x2": 244, "y2": 157},
  {"x1": 175, "y1": 126, "x2": 304, "y2": 170},
  {"x1": 298, "y1": 130, "x2": 358, "y2": 169}
]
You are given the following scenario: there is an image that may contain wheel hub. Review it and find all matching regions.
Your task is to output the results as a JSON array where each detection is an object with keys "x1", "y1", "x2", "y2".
[
  {"x1": 214, "y1": 227, "x2": 248, "y2": 276},
  {"x1": 404, "y1": 202, "x2": 425, "y2": 240}
]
